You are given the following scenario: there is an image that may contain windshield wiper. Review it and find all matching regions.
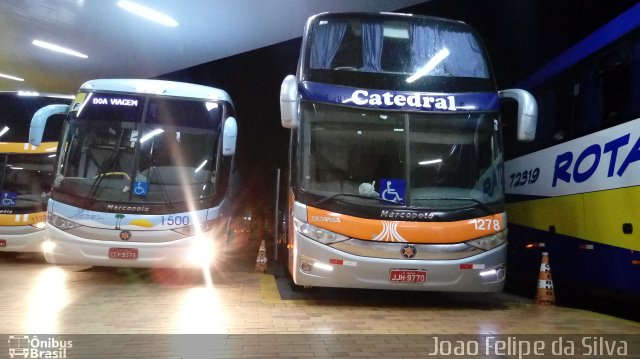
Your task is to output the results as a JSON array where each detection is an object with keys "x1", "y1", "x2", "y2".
[
  {"x1": 148, "y1": 166, "x2": 174, "y2": 209},
  {"x1": 317, "y1": 193, "x2": 400, "y2": 206},
  {"x1": 411, "y1": 197, "x2": 495, "y2": 215},
  {"x1": 86, "y1": 130, "x2": 126, "y2": 205}
]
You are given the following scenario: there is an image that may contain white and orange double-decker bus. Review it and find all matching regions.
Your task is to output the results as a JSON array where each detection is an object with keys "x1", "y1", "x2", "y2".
[
  {"x1": 0, "y1": 92, "x2": 71, "y2": 257},
  {"x1": 279, "y1": 12, "x2": 537, "y2": 291}
]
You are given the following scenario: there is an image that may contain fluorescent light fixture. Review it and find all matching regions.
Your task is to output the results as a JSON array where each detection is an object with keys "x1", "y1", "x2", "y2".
[
  {"x1": 393, "y1": 128, "x2": 404, "y2": 132},
  {"x1": 32, "y1": 40, "x2": 88, "y2": 59},
  {"x1": 0, "y1": 73, "x2": 24, "y2": 82},
  {"x1": 194, "y1": 160, "x2": 208, "y2": 173},
  {"x1": 0, "y1": 126, "x2": 9, "y2": 137},
  {"x1": 406, "y1": 48, "x2": 450, "y2": 83},
  {"x1": 10, "y1": 167, "x2": 24, "y2": 170},
  {"x1": 48, "y1": 154, "x2": 56, "y2": 158},
  {"x1": 117, "y1": 1, "x2": 179, "y2": 27},
  {"x1": 418, "y1": 159, "x2": 443, "y2": 165},
  {"x1": 18, "y1": 91, "x2": 40, "y2": 96},
  {"x1": 140, "y1": 128, "x2": 165, "y2": 143}
]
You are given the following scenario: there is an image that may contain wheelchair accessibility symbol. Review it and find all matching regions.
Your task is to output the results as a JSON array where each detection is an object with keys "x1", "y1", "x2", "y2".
[
  {"x1": 133, "y1": 181, "x2": 148, "y2": 197},
  {"x1": 1, "y1": 191, "x2": 18, "y2": 206},
  {"x1": 380, "y1": 179, "x2": 405, "y2": 205}
]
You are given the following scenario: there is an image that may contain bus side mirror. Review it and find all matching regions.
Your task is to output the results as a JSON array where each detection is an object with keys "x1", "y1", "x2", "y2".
[
  {"x1": 499, "y1": 89, "x2": 537, "y2": 142},
  {"x1": 29, "y1": 104, "x2": 70, "y2": 146},
  {"x1": 222, "y1": 116, "x2": 237, "y2": 156},
  {"x1": 280, "y1": 75, "x2": 300, "y2": 129}
]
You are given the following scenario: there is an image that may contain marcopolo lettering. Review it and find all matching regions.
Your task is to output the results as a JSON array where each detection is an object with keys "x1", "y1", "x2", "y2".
[
  {"x1": 350, "y1": 90, "x2": 456, "y2": 111},
  {"x1": 381, "y1": 210, "x2": 434, "y2": 220},
  {"x1": 552, "y1": 132, "x2": 640, "y2": 186},
  {"x1": 106, "y1": 204, "x2": 150, "y2": 212}
]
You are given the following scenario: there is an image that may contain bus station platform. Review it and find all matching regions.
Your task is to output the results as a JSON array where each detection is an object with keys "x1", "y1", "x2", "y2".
[{"x1": 0, "y1": 237, "x2": 638, "y2": 358}]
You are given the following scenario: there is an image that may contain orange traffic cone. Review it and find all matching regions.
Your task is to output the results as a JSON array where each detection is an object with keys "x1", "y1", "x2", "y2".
[
  {"x1": 255, "y1": 239, "x2": 268, "y2": 273},
  {"x1": 536, "y1": 252, "x2": 556, "y2": 305}
]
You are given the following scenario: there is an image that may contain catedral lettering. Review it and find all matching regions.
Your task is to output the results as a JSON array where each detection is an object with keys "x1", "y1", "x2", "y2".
[
  {"x1": 553, "y1": 131, "x2": 640, "y2": 186},
  {"x1": 350, "y1": 90, "x2": 456, "y2": 111},
  {"x1": 279, "y1": 12, "x2": 537, "y2": 291}
]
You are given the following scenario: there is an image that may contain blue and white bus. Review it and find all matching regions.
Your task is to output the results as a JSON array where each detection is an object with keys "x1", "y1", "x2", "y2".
[
  {"x1": 28, "y1": 79, "x2": 238, "y2": 268},
  {"x1": 0, "y1": 91, "x2": 70, "y2": 256},
  {"x1": 504, "y1": 4, "x2": 640, "y2": 307},
  {"x1": 280, "y1": 12, "x2": 537, "y2": 291}
]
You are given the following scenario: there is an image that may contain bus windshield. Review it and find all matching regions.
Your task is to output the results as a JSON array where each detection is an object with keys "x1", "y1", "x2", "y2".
[
  {"x1": 54, "y1": 92, "x2": 222, "y2": 205},
  {"x1": 0, "y1": 153, "x2": 53, "y2": 211},
  {"x1": 297, "y1": 103, "x2": 503, "y2": 209}
]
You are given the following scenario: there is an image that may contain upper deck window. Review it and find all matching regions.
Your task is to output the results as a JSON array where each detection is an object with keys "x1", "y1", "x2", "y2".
[{"x1": 308, "y1": 18, "x2": 489, "y2": 80}]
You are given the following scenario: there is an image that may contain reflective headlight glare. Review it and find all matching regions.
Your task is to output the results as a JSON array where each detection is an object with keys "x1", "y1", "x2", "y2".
[
  {"x1": 293, "y1": 218, "x2": 348, "y2": 244},
  {"x1": 466, "y1": 230, "x2": 507, "y2": 251},
  {"x1": 186, "y1": 235, "x2": 215, "y2": 266},
  {"x1": 173, "y1": 219, "x2": 216, "y2": 236},
  {"x1": 48, "y1": 213, "x2": 81, "y2": 231},
  {"x1": 30, "y1": 221, "x2": 47, "y2": 230}
]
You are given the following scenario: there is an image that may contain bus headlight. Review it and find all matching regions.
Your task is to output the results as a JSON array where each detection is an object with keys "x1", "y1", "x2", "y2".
[
  {"x1": 173, "y1": 220, "x2": 217, "y2": 237},
  {"x1": 186, "y1": 236, "x2": 215, "y2": 266},
  {"x1": 466, "y1": 230, "x2": 507, "y2": 251},
  {"x1": 48, "y1": 213, "x2": 81, "y2": 231},
  {"x1": 294, "y1": 219, "x2": 348, "y2": 244}
]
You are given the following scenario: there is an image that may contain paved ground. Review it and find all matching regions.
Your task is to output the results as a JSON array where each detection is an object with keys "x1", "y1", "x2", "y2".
[{"x1": 0, "y1": 237, "x2": 638, "y2": 358}]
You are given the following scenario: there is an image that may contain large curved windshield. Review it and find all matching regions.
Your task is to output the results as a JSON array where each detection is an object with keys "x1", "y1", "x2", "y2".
[
  {"x1": 297, "y1": 103, "x2": 503, "y2": 210},
  {"x1": 54, "y1": 92, "x2": 223, "y2": 205}
]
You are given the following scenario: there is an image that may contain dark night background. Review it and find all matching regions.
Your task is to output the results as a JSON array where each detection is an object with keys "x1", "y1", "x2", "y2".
[{"x1": 156, "y1": 0, "x2": 639, "y2": 222}]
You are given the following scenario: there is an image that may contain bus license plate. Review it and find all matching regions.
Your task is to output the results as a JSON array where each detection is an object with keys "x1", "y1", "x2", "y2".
[
  {"x1": 0, "y1": 240, "x2": 6, "y2": 247},
  {"x1": 108, "y1": 247, "x2": 138, "y2": 260},
  {"x1": 389, "y1": 269, "x2": 426, "y2": 283}
]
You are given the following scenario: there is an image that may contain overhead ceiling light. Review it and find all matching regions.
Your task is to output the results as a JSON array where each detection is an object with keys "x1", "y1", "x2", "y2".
[
  {"x1": 117, "y1": 1, "x2": 179, "y2": 27},
  {"x1": 0, "y1": 73, "x2": 24, "y2": 82},
  {"x1": 0, "y1": 126, "x2": 9, "y2": 137},
  {"x1": 32, "y1": 40, "x2": 88, "y2": 59},
  {"x1": 18, "y1": 91, "x2": 40, "y2": 96}
]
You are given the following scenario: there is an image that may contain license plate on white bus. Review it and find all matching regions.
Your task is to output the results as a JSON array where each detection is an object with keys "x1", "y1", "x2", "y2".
[
  {"x1": 108, "y1": 247, "x2": 138, "y2": 260},
  {"x1": 389, "y1": 269, "x2": 427, "y2": 283}
]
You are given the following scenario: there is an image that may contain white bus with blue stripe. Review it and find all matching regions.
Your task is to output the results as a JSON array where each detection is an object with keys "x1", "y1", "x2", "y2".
[
  {"x1": 28, "y1": 79, "x2": 238, "y2": 268},
  {"x1": 504, "y1": 4, "x2": 640, "y2": 312}
]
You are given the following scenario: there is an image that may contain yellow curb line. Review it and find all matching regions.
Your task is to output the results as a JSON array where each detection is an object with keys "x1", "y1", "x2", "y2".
[{"x1": 259, "y1": 273, "x2": 286, "y2": 304}]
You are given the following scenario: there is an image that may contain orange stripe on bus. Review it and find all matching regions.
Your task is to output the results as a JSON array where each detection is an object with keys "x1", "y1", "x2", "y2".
[{"x1": 306, "y1": 206, "x2": 504, "y2": 244}]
